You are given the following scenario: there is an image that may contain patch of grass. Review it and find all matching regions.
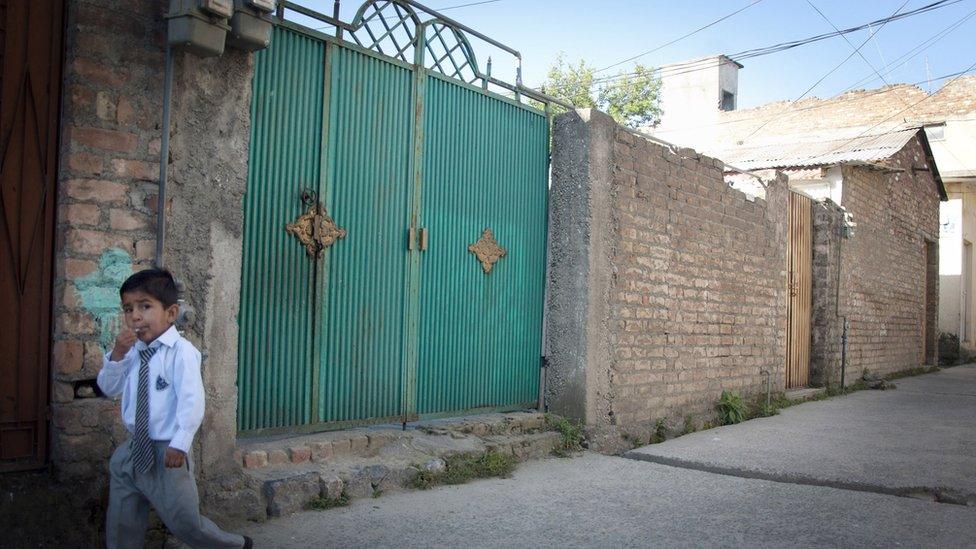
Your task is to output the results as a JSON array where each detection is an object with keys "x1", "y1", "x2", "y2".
[
  {"x1": 409, "y1": 470, "x2": 437, "y2": 490},
  {"x1": 372, "y1": 488, "x2": 383, "y2": 498},
  {"x1": 682, "y1": 414, "x2": 697, "y2": 435},
  {"x1": 309, "y1": 493, "x2": 349, "y2": 510},
  {"x1": 622, "y1": 433, "x2": 645, "y2": 449},
  {"x1": 545, "y1": 414, "x2": 584, "y2": 456},
  {"x1": 650, "y1": 418, "x2": 668, "y2": 443},
  {"x1": 715, "y1": 390, "x2": 746, "y2": 425},
  {"x1": 885, "y1": 366, "x2": 940, "y2": 380},
  {"x1": 409, "y1": 450, "x2": 518, "y2": 490}
]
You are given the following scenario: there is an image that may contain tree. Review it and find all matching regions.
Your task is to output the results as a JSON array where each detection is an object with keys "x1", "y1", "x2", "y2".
[{"x1": 537, "y1": 53, "x2": 662, "y2": 129}]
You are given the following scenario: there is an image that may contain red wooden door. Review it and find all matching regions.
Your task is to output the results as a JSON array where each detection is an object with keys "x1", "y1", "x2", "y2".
[{"x1": 0, "y1": 0, "x2": 64, "y2": 471}]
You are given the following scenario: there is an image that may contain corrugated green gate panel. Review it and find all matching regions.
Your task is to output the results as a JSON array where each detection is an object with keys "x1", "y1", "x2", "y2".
[
  {"x1": 416, "y1": 75, "x2": 549, "y2": 415},
  {"x1": 316, "y1": 45, "x2": 415, "y2": 424},
  {"x1": 238, "y1": 27, "x2": 324, "y2": 431}
]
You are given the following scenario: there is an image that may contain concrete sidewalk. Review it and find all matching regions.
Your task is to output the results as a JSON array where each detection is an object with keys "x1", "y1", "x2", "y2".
[
  {"x1": 626, "y1": 365, "x2": 976, "y2": 504},
  {"x1": 236, "y1": 453, "x2": 976, "y2": 548}
]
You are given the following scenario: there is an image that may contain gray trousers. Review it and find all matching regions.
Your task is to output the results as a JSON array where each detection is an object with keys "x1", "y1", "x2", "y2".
[{"x1": 107, "y1": 440, "x2": 244, "y2": 549}]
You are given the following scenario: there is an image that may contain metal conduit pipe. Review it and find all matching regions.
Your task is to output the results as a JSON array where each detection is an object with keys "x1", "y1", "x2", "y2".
[
  {"x1": 834, "y1": 205, "x2": 847, "y2": 387},
  {"x1": 155, "y1": 44, "x2": 174, "y2": 267}
]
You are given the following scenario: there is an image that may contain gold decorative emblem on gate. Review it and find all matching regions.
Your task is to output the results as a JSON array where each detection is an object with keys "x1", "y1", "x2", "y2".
[
  {"x1": 467, "y1": 228, "x2": 506, "y2": 274},
  {"x1": 286, "y1": 204, "x2": 347, "y2": 258}
]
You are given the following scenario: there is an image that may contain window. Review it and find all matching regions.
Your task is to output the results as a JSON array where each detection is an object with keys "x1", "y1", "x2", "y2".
[{"x1": 720, "y1": 90, "x2": 736, "y2": 111}]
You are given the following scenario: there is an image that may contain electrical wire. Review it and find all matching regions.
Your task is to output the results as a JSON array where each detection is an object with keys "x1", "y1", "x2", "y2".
[
  {"x1": 805, "y1": 0, "x2": 895, "y2": 91},
  {"x1": 434, "y1": 0, "x2": 503, "y2": 10},
  {"x1": 594, "y1": 0, "x2": 764, "y2": 73},
  {"x1": 734, "y1": 0, "x2": 911, "y2": 145},
  {"x1": 813, "y1": 58, "x2": 976, "y2": 159},
  {"x1": 651, "y1": 7, "x2": 976, "y2": 135},
  {"x1": 593, "y1": 0, "x2": 962, "y2": 85}
]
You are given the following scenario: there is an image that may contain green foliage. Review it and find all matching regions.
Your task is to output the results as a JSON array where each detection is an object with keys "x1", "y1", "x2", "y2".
[
  {"x1": 650, "y1": 418, "x2": 668, "y2": 443},
  {"x1": 409, "y1": 450, "x2": 518, "y2": 490},
  {"x1": 885, "y1": 366, "x2": 940, "y2": 380},
  {"x1": 747, "y1": 393, "x2": 788, "y2": 419},
  {"x1": 682, "y1": 414, "x2": 697, "y2": 435},
  {"x1": 545, "y1": 414, "x2": 585, "y2": 456},
  {"x1": 715, "y1": 390, "x2": 746, "y2": 425},
  {"x1": 622, "y1": 433, "x2": 645, "y2": 449},
  {"x1": 539, "y1": 53, "x2": 598, "y2": 110},
  {"x1": 597, "y1": 64, "x2": 662, "y2": 128},
  {"x1": 536, "y1": 53, "x2": 662, "y2": 128},
  {"x1": 309, "y1": 493, "x2": 349, "y2": 510}
]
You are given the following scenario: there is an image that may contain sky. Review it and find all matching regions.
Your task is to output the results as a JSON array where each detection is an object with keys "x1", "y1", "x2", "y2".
[{"x1": 287, "y1": 0, "x2": 976, "y2": 109}]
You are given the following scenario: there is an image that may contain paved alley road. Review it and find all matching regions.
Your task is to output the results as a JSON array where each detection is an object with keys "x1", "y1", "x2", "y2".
[{"x1": 237, "y1": 366, "x2": 976, "y2": 548}]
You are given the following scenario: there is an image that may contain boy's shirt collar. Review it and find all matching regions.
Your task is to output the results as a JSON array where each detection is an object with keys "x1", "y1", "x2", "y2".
[{"x1": 134, "y1": 325, "x2": 179, "y2": 351}]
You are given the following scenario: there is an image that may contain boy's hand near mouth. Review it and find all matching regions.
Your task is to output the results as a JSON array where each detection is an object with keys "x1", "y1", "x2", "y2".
[{"x1": 111, "y1": 326, "x2": 138, "y2": 361}]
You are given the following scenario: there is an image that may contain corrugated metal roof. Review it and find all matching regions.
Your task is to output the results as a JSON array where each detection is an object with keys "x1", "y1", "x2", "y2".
[{"x1": 714, "y1": 127, "x2": 920, "y2": 171}]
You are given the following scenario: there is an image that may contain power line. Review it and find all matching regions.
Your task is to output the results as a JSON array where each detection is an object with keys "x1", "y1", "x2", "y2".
[
  {"x1": 734, "y1": 0, "x2": 911, "y2": 145},
  {"x1": 651, "y1": 68, "x2": 976, "y2": 136},
  {"x1": 595, "y1": 0, "x2": 763, "y2": 73},
  {"x1": 805, "y1": 0, "x2": 895, "y2": 91},
  {"x1": 593, "y1": 0, "x2": 962, "y2": 86},
  {"x1": 732, "y1": 0, "x2": 960, "y2": 60},
  {"x1": 434, "y1": 0, "x2": 503, "y2": 10},
  {"x1": 815, "y1": 58, "x2": 976, "y2": 159},
  {"x1": 646, "y1": 6, "x2": 976, "y2": 136}
]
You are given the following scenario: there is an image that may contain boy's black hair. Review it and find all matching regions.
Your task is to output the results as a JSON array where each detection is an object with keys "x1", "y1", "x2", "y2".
[{"x1": 119, "y1": 268, "x2": 179, "y2": 308}]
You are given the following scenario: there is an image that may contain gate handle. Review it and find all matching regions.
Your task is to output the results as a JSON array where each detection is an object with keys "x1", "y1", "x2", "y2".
[{"x1": 419, "y1": 228, "x2": 428, "y2": 251}]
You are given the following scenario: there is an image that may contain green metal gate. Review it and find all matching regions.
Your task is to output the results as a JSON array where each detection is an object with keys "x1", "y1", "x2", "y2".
[{"x1": 238, "y1": 2, "x2": 549, "y2": 433}]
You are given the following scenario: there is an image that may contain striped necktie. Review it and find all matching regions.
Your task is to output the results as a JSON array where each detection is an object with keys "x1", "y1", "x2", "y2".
[{"x1": 133, "y1": 346, "x2": 159, "y2": 473}]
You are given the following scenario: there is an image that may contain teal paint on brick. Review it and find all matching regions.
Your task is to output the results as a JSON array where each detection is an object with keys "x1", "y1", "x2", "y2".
[{"x1": 75, "y1": 248, "x2": 133, "y2": 350}]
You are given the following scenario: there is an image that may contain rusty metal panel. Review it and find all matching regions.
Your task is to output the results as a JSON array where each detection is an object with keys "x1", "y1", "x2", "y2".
[
  {"x1": 238, "y1": 26, "x2": 323, "y2": 431},
  {"x1": 415, "y1": 73, "x2": 548, "y2": 415},
  {"x1": 315, "y1": 44, "x2": 415, "y2": 424},
  {"x1": 786, "y1": 192, "x2": 813, "y2": 389},
  {"x1": 0, "y1": 0, "x2": 63, "y2": 471}
]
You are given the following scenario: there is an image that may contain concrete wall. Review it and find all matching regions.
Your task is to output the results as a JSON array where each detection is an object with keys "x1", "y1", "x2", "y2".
[
  {"x1": 939, "y1": 183, "x2": 976, "y2": 349},
  {"x1": 810, "y1": 200, "x2": 845, "y2": 387},
  {"x1": 50, "y1": 0, "x2": 254, "y2": 507},
  {"x1": 653, "y1": 55, "x2": 739, "y2": 149},
  {"x1": 939, "y1": 198, "x2": 963, "y2": 337},
  {"x1": 547, "y1": 109, "x2": 789, "y2": 451},
  {"x1": 928, "y1": 118, "x2": 976, "y2": 180}
]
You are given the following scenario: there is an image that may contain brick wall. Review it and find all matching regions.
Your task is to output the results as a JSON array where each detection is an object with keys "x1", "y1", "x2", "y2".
[
  {"x1": 838, "y1": 135, "x2": 941, "y2": 378},
  {"x1": 607, "y1": 130, "x2": 788, "y2": 435},
  {"x1": 50, "y1": 0, "x2": 166, "y2": 485},
  {"x1": 547, "y1": 109, "x2": 789, "y2": 451},
  {"x1": 712, "y1": 77, "x2": 976, "y2": 143}
]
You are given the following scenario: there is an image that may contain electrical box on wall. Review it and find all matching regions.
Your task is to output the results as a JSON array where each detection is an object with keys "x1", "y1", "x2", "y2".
[
  {"x1": 166, "y1": 0, "x2": 233, "y2": 58},
  {"x1": 228, "y1": 0, "x2": 276, "y2": 51}
]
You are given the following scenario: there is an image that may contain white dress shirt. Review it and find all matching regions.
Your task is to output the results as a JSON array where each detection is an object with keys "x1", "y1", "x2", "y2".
[{"x1": 97, "y1": 325, "x2": 205, "y2": 453}]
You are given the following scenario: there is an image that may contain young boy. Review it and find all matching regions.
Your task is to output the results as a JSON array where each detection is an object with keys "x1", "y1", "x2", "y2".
[{"x1": 97, "y1": 268, "x2": 251, "y2": 549}]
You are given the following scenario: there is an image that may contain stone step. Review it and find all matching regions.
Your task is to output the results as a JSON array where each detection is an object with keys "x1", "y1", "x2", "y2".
[
  {"x1": 784, "y1": 387, "x2": 827, "y2": 403},
  {"x1": 236, "y1": 411, "x2": 549, "y2": 471},
  {"x1": 239, "y1": 420, "x2": 563, "y2": 519}
]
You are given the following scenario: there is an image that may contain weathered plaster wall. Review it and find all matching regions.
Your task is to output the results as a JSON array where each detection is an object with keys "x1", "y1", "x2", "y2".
[
  {"x1": 167, "y1": 48, "x2": 253, "y2": 482},
  {"x1": 810, "y1": 199, "x2": 845, "y2": 387},
  {"x1": 50, "y1": 0, "x2": 254, "y2": 516},
  {"x1": 547, "y1": 109, "x2": 789, "y2": 452}
]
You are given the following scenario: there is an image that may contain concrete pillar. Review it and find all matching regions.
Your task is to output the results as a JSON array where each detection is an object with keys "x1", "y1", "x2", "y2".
[
  {"x1": 166, "y1": 48, "x2": 254, "y2": 479},
  {"x1": 545, "y1": 109, "x2": 617, "y2": 430}
]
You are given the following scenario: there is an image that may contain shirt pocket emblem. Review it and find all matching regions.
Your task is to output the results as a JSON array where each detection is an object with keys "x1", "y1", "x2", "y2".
[{"x1": 155, "y1": 375, "x2": 170, "y2": 391}]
